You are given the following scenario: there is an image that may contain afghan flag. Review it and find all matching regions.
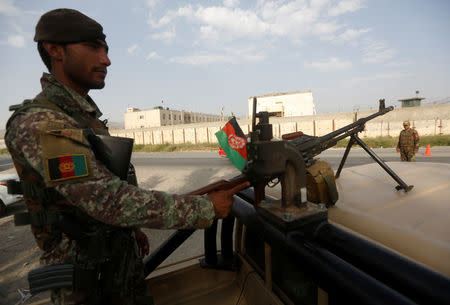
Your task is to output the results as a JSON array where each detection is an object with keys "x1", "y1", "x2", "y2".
[
  {"x1": 216, "y1": 117, "x2": 247, "y2": 171},
  {"x1": 47, "y1": 154, "x2": 89, "y2": 181}
]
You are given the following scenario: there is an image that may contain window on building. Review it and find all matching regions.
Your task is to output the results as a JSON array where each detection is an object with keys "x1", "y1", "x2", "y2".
[
  {"x1": 139, "y1": 115, "x2": 144, "y2": 119},
  {"x1": 163, "y1": 114, "x2": 165, "y2": 120},
  {"x1": 169, "y1": 114, "x2": 171, "y2": 120},
  {"x1": 174, "y1": 115, "x2": 176, "y2": 120},
  {"x1": 179, "y1": 115, "x2": 181, "y2": 120}
]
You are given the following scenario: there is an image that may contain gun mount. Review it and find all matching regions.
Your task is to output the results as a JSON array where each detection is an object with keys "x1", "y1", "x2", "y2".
[{"x1": 244, "y1": 98, "x2": 412, "y2": 231}]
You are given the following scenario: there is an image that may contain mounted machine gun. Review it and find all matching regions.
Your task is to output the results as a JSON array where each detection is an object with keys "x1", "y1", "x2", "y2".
[{"x1": 143, "y1": 98, "x2": 449, "y2": 305}]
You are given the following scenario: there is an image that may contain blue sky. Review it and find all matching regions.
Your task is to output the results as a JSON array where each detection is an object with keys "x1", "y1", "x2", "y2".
[{"x1": 1, "y1": 0, "x2": 449, "y2": 126}]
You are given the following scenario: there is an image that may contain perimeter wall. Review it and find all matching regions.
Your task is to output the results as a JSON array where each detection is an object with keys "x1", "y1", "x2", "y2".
[{"x1": 110, "y1": 104, "x2": 450, "y2": 145}]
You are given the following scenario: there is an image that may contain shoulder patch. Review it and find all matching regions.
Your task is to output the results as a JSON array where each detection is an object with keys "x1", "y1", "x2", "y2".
[
  {"x1": 41, "y1": 131, "x2": 94, "y2": 186},
  {"x1": 47, "y1": 154, "x2": 89, "y2": 182}
]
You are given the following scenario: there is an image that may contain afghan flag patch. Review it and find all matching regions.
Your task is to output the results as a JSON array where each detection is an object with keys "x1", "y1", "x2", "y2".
[
  {"x1": 215, "y1": 117, "x2": 247, "y2": 171},
  {"x1": 47, "y1": 154, "x2": 89, "y2": 181}
]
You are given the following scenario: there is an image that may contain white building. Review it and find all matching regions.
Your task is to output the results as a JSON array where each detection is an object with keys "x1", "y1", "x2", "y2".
[
  {"x1": 124, "y1": 107, "x2": 222, "y2": 129},
  {"x1": 248, "y1": 91, "x2": 316, "y2": 118}
]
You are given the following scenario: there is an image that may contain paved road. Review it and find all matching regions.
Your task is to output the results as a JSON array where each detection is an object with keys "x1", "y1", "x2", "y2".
[
  {"x1": 130, "y1": 146, "x2": 450, "y2": 170},
  {"x1": 0, "y1": 156, "x2": 14, "y2": 172},
  {"x1": 1, "y1": 146, "x2": 449, "y2": 173}
]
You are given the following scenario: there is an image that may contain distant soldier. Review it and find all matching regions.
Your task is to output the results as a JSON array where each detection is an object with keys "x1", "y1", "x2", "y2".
[
  {"x1": 396, "y1": 121, "x2": 419, "y2": 161},
  {"x1": 5, "y1": 8, "x2": 249, "y2": 305}
]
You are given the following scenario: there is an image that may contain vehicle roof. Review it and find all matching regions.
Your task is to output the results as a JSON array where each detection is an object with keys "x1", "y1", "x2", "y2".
[{"x1": 329, "y1": 162, "x2": 450, "y2": 277}]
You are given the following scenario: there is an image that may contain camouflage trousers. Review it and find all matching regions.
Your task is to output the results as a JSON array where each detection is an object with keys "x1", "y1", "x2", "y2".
[
  {"x1": 50, "y1": 271, "x2": 152, "y2": 305},
  {"x1": 399, "y1": 147, "x2": 416, "y2": 162},
  {"x1": 50, "y1": 245, "x2": 152, "y2": 305}
]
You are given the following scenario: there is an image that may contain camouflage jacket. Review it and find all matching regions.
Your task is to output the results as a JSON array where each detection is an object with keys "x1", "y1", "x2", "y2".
[
  {"x1": 397, "y1": 128, "x2": 419, "y2": 150},
  {"x1": 5, "y1": 73, "x2": 215, "y2": 266}
]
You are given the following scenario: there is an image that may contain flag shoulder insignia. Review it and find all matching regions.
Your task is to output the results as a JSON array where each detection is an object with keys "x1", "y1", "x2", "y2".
[
  {"x1": 40, "y1": 124, "x2": 94, "y2": 185},
  {"x1": 46, "y1": 154, "x2": 89, "y2": 182}
]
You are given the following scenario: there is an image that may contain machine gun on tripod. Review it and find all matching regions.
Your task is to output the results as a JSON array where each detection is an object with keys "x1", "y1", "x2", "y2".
[{"x1": 244, "y1": 98, "x2": 412, "y2": 228}]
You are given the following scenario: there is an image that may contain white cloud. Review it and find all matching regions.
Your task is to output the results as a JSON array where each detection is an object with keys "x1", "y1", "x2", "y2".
[
  {"x1": 170, "y1": 54, "x2": 234, "y2": 65},
  {"x1": 151, "y1": 28, "x2": 176, "y2": 41},
  {"x1": 127, "y1": 44, "x2": 138, "y2": 54},
  {"x1": 146, "y1": 51, "x2": 161, "y2": 61},
  {"x1": 145, "y1": 1, "x2": 372, "y2": 64},
  {"x1": 313, "y1": 21, "x2": 342, "y2": 38},
  {"x1": 328, "y1": 0, "x2": 365, "y2": 17},
  {"x1": 149, "y1": 10, "x2": 178, "y2": 28},
  {"x1": 147, "y1": 1, "x2": 367, "y2": 44},
  {"x1": 200, "y1": 25, "x2": 219, "y2": 41},
  {"x1": 146, "y1": 0, "x2": 160, "y2": 9},
  {"x1": 0, "y1": 0, "x2": 21, "y2": 16},
  {"x1": 169, "y1": 45, "x2": 266, "y2": 65},
  {"x1": 223, "y1": 0, "x2": 240, "y2": 8},
  {"x1": 7, "y1": 34, "x2": 25, "y2": 48},
  {"x1": 387, "y1": 61, "x2": 411, "y2": 67},
  {"x1": 362, "y1": 39, "x2": 394, "y2": 63},
  {"x1": 335, "y1": 28, "x2": 371, "y2": 42},
  {"x1": 223, "y1": 46, "x2": 267, "y2": 62},
  {"x1": 306, "y1": 57, "x2": 352, "y2": 72},
  {"x1": 193, "y1": 6, "x2": 269, "y2": 38},
  {"x1": 344, "y1": 71, "x2": 412, "y2": 86}
]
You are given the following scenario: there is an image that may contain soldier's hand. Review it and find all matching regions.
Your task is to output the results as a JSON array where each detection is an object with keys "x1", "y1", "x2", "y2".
[
  {"x1": 396, "y1": 148, "x2": 400, "y2": 153},
  {"x1": 414, "y1": 150, "x2": 418, "y2": 154},
  {"x1": 208, "y1": 181, "x2": 251, "y2": 219},
  {"x1": 135, "y1": 230, "x2": 150, "y2": 258}
]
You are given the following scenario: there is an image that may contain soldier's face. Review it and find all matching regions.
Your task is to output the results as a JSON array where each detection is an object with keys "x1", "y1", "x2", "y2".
[
  {"x1": 403, "y1": 124, "x2": 410, "y2": 130},
  {"x1": 62, "y1": 40, "x2": 111, "y2": 90}
]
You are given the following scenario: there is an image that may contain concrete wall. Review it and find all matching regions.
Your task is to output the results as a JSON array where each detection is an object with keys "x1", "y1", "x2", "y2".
[{"x1": 110, "y1": 104, "x2": 450, "y2": 144}]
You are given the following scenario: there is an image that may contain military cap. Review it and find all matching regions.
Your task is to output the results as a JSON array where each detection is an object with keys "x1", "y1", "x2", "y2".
[
  {"x1": 403, "y1": 120, "x2": 410, "y2": 126},
  {"x1": 34, "y1": 8, "x2": 106, "y2": 43}
]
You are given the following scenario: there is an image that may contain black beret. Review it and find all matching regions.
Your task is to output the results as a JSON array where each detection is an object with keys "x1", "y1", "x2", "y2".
[{"x1": 34, "y1": 8, "x2": 106, "y2": 43}]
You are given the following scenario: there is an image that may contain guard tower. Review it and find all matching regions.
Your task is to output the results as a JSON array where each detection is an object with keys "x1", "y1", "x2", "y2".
[{"x1": 398, "y1": 91, "x2": 424, "y2": 108}]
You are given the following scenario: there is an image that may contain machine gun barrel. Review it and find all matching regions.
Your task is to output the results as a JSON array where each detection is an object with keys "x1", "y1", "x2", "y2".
[
  {"x1": 289, "y1": 104, "x2": 394, "y2": 166},
  {"x1": 323, "y1": 105, "x2": 393, "y2": 142}
]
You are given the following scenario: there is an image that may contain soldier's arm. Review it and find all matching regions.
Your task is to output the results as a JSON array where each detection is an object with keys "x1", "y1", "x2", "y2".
[
  {"x1": 6, "y1": 110, "x2": 215, "y2": 229},
  {"x1": 413, "y1": 130, "x2": 420, "y2": 152}
]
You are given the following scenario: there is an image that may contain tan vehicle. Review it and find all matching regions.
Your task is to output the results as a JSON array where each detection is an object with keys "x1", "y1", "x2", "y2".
[
  {"x1": 143, "y1": 100, "x2": 449, "y2": 305},
  {"x1": 144, "y1": 161, "x2": 449, "y2": 305}
]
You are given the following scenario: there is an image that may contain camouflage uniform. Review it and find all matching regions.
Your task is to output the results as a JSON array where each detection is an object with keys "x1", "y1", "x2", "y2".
[
  {"x1": 397, "y1": 126, "x2": 419, "y2": 162},
  {"x1": 6, "y1": 73, "x2": 215, "y2": 304}
]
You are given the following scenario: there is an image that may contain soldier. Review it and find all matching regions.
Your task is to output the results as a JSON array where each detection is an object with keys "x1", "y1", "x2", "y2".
[
  {"x1": 5, "y1": 8, "x2": 249, "y2": 305},
  {"x1": 396, "y1": 120, "x2": 420, "y2": 161}
]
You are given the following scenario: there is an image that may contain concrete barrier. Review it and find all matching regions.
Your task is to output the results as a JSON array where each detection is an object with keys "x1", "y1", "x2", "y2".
[{"x1": 110, "y1": 104, "x2": 450, "y2": 144}]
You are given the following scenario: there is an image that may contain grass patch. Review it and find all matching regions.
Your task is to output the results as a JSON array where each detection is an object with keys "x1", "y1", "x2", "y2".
[
  {"x1": 335, "y1": 135, "x2": 450, "y2": 148},
  {"x1": 132, "y1": 142, "x2": 220, "y2": 153},
  {"x1": 1, "y1": 135, "x2": 449, "y2": 155}
]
